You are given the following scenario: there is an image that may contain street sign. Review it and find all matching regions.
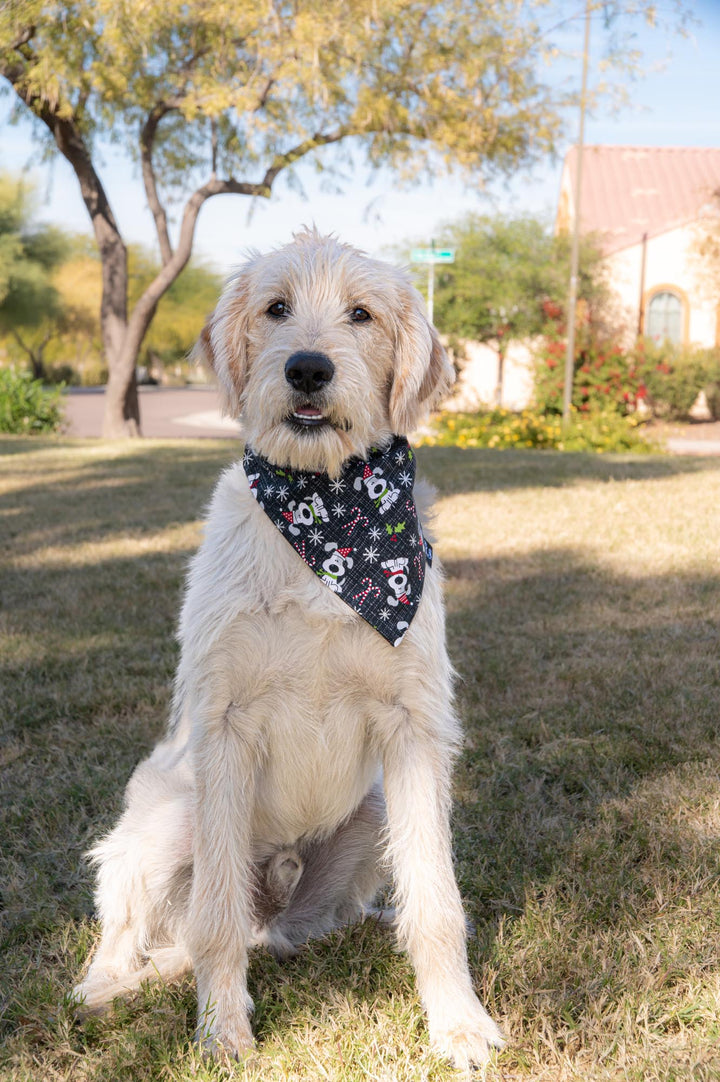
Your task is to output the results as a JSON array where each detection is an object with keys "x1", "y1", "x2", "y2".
[{"x1": 411, "y1": 248, "x2": 455, "y2": 264}]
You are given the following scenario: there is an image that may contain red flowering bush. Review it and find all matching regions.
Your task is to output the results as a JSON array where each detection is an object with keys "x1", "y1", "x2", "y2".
[
  {"x1": 534, "y1": 333, "x2": 720, "y2": 421},
  {"x1": 534, "y1": 332, "x2": 646, "y2": 416}
]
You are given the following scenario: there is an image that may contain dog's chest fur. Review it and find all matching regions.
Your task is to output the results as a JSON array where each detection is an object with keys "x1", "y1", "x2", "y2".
[{"x1": 175, "y1": 461, "x2": 448, "y2": 847}]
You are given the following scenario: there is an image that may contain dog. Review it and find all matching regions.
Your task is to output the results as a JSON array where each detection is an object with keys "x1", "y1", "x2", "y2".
[{"x1": 73, "y1": 229, "x2": 505, "y2": 1069}]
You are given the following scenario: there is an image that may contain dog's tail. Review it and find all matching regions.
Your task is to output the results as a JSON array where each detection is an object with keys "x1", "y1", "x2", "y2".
[{"x1": 73, "y1": 944, "x2": 192, "y2": 1015}]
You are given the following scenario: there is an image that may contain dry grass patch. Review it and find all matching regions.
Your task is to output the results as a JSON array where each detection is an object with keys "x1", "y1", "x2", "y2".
[{"x1": 2, "y1": 439, "x2": 720, "y2": 1081}]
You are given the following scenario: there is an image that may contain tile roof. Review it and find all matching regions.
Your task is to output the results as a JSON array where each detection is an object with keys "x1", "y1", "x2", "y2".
[{"x1": 559, "y1": 145, "x2": 720, "y2": 253}]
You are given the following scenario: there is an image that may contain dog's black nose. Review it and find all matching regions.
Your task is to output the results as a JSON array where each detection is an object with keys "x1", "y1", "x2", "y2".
[{"x1": 284, "y1": 352, "x2": 335, "y2": 394}]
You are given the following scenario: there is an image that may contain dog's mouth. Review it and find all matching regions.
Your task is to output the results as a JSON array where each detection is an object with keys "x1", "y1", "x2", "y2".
[
  {"x1": 285, "y1": 405, "x2": 351, "y2": 433},
  {"x1": 289, "y1": 405, "x2": 328, "y2": 428}
]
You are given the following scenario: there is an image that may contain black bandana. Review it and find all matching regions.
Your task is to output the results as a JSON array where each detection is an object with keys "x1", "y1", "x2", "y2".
[{"x1": 242, "y1": 436, "x2": 433, "y2": 647}]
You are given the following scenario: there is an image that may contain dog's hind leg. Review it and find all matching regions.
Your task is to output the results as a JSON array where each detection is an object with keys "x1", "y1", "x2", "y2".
[
  {"x1": 73, "y1": 754, "x2": 194, "y2": 1012},
  {"x1": 263, "y1": 784, "x2": 387, "y2": 954}
]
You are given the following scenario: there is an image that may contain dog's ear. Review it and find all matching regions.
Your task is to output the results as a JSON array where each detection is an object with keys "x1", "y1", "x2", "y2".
[
  {"x1": 388, "y1": 282, "x2": 455, "y2": 435},
  {"x1": 193, "y1": 269, "x2": 252, "y2": 413}
]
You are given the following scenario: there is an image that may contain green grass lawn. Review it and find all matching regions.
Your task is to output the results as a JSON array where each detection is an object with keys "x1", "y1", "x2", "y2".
[{"x1": 2, "y1": 437, "x2": 720, "y2": 1081}]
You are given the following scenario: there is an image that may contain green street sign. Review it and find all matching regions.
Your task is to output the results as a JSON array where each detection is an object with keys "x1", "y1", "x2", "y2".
[{"x1": 411, "y1": 248, "x2": 455, "y2": 264}]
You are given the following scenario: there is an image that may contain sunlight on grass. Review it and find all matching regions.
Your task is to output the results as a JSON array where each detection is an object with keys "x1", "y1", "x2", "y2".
[{"x1": 2, "y1": 438, "x2": 720, "y2": 1081}]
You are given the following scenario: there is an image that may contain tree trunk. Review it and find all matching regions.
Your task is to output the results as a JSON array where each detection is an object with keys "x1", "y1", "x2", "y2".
[
  {"x1": 494, "y1": 346, "x2": 506, "y2": 408},
  {"x1": 103, "y1": 361, "x2": 140, "y2": 437}
]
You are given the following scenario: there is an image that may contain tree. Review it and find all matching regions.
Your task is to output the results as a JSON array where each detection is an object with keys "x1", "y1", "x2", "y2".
[
  {"x1": 0, "y1": 0, "x2": 570, "y2": 437},
  {"x1": 0, "y1": 1, "x2": 684, "y2": 436},
  {"x1": 426, "y1": 213, "x2": 610, "y2": 405},
  {"x1": 0, "y1": 173, "x2": 70, "y2": 379}
]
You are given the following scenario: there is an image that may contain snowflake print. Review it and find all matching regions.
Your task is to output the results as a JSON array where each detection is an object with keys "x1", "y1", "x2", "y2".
[
  {"x1": 379, "y1": 608, "x2": 391, "y2": 621},
  {"x1": 308, "y1": 527, "x2": 324, "y2": 546},
  {"x1": 276, "y1": 484, "x2": 289, "y2": 501},
  {"x1": 296, "y1": 475, "x2": 308, "y2": 489},
  {"x1": 274, "y1": 518, "x2": 287, "y2": 531},
  {"x1": 329, "y1": 478, "x2": 347, "y2": 494},
  {"x1": 394, "y1": 449, "x2": 406, "y2": 465},
  {"x1": 332, "y1": 502, "x2": 346, "y2": 518},
  {"x1": 368, "y1": 525, "x2": 383, "y2": 542},
  {"x1": 410, "y1": 533, "x2": 418, "y2": 545},
  {"x1": 263, "y1": 484, "x2": 275, "y2": 499},
  {"x1": 399, "y1": 470, "x2": 412, "y2": 487},
  {"x1": 362, "y1": 546, "x2": 380, "y2": 564}
]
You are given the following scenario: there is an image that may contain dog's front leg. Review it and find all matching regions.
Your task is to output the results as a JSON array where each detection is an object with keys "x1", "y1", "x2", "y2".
[
  {"x1": 187, "y1": 697, "x2": 262, "y2": 1061},
  {"x1": 382, "y1": 720, "x2": 504, "y2": 1070}
]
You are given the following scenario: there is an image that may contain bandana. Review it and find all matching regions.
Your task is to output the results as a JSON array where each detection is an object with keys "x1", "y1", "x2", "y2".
[{"x1": 242, "y1": 436, "x2": 432, "y2": 646}]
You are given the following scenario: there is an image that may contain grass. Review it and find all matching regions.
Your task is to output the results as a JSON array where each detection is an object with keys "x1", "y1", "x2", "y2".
[{"x1": 1, "y1": 437, "x2": 720, "y2": 1081}]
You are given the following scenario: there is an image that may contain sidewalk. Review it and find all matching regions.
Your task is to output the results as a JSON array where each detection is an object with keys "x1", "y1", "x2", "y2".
[
  {"x1": 63, "y1": 387, "x2": 720, "y2": 454},
  {"x1": 63, "y1": 385, "x2": 241, "y2": 440}
]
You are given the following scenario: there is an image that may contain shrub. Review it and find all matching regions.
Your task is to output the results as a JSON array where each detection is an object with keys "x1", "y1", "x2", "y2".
[
  {"x1": 534, "y1": 333, "x2": 720, "y2": 422},
  {"x1": 534, "y1": 333, "x2": 647, "y2": 417},
  {"x1": 0, "y1": 368, "x2": 65, "y2": 434},
  {"x1": 419, "y1": 408, "x2": 656, "y2": 454},
  {"x1": 638, "y1": 340, "x2": 714, "y2": 420}
]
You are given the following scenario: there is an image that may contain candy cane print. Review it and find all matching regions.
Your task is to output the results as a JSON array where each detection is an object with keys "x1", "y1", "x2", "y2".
[
  {"x1": 343, "y1": 506, "x2": 369, "y2": 537},
  {"x1": 293, "y1": 539, "x2": 313, "y2": 564},
  {"x1": 414, "y1": 553, "x2": 424, "y2": 579},
  {"x1": 352, "y1": 577, "x2": 381, "y2": 608}
]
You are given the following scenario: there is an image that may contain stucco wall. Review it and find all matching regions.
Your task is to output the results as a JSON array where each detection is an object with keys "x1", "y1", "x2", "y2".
[
  {"x1": 599, "y1": 225, "x2": 717, "y2": 348},
  {"x1": 444, "y1": 340, "x2": 535, "y2": 412}
]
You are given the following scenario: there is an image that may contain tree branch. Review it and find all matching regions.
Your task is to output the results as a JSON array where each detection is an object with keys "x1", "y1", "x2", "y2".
[{"x1": 140, "y1": 102, "x2": 179, "y2": 266}]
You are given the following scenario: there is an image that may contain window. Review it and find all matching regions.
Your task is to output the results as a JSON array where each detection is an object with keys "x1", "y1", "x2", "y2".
[{"x1": 646, "y1": 290, "x2": 683, "y2": 345}]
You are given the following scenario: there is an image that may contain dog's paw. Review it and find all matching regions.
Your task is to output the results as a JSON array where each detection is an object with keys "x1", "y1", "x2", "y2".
[
  {"x1": 71, "y1": 974, "x2": 115, "y2": 1016},
  {"x1": 430, "y1": 1006, "x2": 505, "y2": 1071},
  {"x1": 196, "y1": 1020, "x2": 255, "y2": 1064},
  {"x1": 195, "y1": 985, "x2": 255, "y2": 1065}
]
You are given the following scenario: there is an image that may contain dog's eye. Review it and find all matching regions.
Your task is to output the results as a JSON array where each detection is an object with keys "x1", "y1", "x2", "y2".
[
  {"x1": 267, "y1": 300, "x2": 289, "y2": 319},
  {"x1": 350, "y1": 307, "x2": 372, "y2": 323}
]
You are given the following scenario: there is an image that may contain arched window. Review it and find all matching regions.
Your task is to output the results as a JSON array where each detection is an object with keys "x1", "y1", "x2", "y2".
[{"x1": 646, "y1": 290, "x2": 683, "y2": 345}]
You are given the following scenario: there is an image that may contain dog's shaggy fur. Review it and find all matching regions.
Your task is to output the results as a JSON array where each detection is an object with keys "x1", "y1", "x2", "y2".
[{"x1": 74, "y1": 230, "x2": 504, "y2": 1068}]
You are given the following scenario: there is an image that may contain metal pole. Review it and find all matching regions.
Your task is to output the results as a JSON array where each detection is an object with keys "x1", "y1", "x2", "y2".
[
  {"x1": 562, "y1": 0, "x2": 592, "y2": 425},
  {"x1": 637, "y1": 232, "x2": 648, "y2": 337}
]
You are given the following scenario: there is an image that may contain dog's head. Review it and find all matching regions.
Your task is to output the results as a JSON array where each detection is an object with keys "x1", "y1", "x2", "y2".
[{"x1": 196, "y1": 228, "x2": 454, "y2": 476}]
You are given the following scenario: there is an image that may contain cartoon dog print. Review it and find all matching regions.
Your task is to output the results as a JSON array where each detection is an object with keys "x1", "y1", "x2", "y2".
[
  {"x1": 317, "y1": 542, "x2": 354, "y2": 593},
  {"x1": 282, "y1": 493, "x2": 329, "y2": 535},
  {"x1": 381, "y1": 557, "x2": 411, "y2": 607},
  {"x1": 353, "y1": 465, "x2": 400, "y2": 514}
]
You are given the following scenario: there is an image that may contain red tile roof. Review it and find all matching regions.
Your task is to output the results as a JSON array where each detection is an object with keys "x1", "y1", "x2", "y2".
[{"x1": 559, "y1": 145, "x2": 720, "y2": 254}]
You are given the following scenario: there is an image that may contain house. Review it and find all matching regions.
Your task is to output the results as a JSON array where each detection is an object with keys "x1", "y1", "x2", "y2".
[{"x1": 556, "y1": 145, "x2": 720, "y2": 348}]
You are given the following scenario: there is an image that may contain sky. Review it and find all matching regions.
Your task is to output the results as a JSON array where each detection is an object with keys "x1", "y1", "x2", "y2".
[{"x1": 1, "y1": 1, "x2": 719, "y2": 275}]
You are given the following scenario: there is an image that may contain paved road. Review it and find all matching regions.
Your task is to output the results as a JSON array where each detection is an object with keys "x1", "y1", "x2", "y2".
[
  {"x1": 63, "y1": 386, "x2": 720, "y2": 454},
  {"x1": 63, "y1": 385, "x2": 242, "y2": 440}
]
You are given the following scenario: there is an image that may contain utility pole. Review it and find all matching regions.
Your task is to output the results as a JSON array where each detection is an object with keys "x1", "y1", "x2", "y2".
[{"x1": 563, "y1": 0, "x2": 592, "y2": 425}]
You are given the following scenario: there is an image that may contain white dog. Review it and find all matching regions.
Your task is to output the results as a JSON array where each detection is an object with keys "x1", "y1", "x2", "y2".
[{"x1": 73, "y1": 229, "x2": 505, "y2": 1069}]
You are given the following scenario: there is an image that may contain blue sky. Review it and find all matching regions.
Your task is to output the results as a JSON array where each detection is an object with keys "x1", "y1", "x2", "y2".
[{"x1": 1, "y1": 1, "x2": 718, "y2": 273}]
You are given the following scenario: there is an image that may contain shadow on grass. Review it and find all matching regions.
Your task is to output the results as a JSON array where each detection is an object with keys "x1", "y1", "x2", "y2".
[{"x1": 418, "y1": 444, "x2": 720, "y2": 496}]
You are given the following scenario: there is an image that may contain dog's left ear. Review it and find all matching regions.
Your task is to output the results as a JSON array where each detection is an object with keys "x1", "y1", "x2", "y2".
[{"x1": 388, "y1": 283, "x2": 455, "y2": 435}]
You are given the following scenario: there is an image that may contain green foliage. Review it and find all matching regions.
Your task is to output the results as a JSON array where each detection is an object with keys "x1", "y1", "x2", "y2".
[
  {"x1": 418, "y1": 408, "x2": 655, "y2": 454},
  {"x1": 0, "y1": 174, "x2": 68, "y2": 327},
  {"x1": 0, "y1": 367, "x2": 64, "y2": 433},
  {"x1": 0, "y1": 2, "x2": 566, "y2": 192},
  {"x1": 640, "y1": 341, "x2": 719, "y2": 420},
  {"x1": 421, "y1": 214, "x2": 610, "y2": 347}
]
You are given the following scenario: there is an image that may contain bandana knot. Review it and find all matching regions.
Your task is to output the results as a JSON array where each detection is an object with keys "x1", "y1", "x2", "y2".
[{"x1": 242, "y1": 436, "x2": 432, "y2": 646}]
